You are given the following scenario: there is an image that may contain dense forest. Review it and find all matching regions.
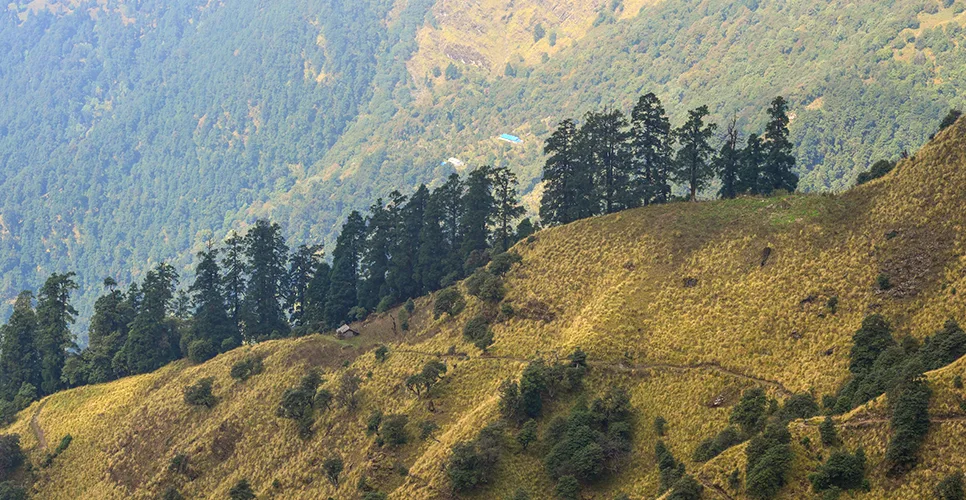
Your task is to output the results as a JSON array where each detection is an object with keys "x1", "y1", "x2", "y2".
[{"x1": 1, "y1": 0, "x2": 964, "y2": 339}]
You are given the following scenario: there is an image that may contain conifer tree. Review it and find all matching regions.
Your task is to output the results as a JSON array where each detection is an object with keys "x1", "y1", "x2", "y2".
[
  {"x1": 389, "y1": 186, "x2": 426, "y2": 301},
  {"x1": 359, "y1": 198, "x2": 393, "y2": 311},
  {"x1": 85, "y1": 278, "x2": 129, "y2": 384},
  {"x1": 434, "y1": 174, "x2": 466, "y2": 281},
  {"x1": 302, "y1": 260, "x2": 331, "y2": 329},
  {"x1": 0, "y1": 292, "x2": 41, "y2": 401},
  {"x1": 34, "y1": 272, "x2": 78, "y2": 395},
  {"x1": 673, "y1": 105, "x2": 717, "y2": 202},
  {"x1": 187, "y1": 246, "x2": 234, "y2": 359},
  {"x1": 630, "y1": 93, "x2": 674, "y2": 205},
  {"x1": 122, "y1": 263, "x2": 179, "y2": 375},
  {"x1": 738, "y1": 134, "x2": 766, "y2": 195},
  {"x1": 326, "y1": 211, "x2": 366, "y2": 327},
  {"x1": 460, "y1": 166, "x2": 496, "y2": 263},
  {"x1": 580, "y1": 109, "x2": 633, "y2": 213},
  {"x1": 540, "y1": 119, "x2": 593, "y2": 226},
  {"x1": 221, "y1": 231, "x2": 247, "y2": 334},
  {"x1": 416, "y1": 188, "x2": 447, "y2": 293},
  {"x1": 489, "y1": 166, "x2": 524, "y2": 251},
  {"x1": 762, "y1": 96, "x2": 799, "y2": 194},
  {"x1": 716, "y1": 116, "x2": 741, "y2": 199},
  {"x1": 287, "y1": 244, "x2": 323, "y2": 326},
  {"x1": 243, "y1": 219, "x2": 290, "y2": 341}
]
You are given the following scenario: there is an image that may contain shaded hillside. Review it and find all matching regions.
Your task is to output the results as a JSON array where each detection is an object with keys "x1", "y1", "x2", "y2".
[
  {"x1": 4, "y1": 119, "x2": 966, "y2": 499},
  {"x1": 2, "y1": 0, "x2": 965, "y2": 338}
]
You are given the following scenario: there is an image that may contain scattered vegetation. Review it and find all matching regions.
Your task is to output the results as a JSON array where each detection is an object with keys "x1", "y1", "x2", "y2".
[
  {"x1": 230, "y1": 355, "x2": 264, "y2": 382},
  {"x1": 446, "y1": 423, "x2": 505, "y2": 493},
  {"x1": 183, "y1": 378, "x2": 217, "y2": 408}
]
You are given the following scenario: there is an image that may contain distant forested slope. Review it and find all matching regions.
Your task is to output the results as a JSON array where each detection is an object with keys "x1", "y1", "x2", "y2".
[{"x1": 0, "y1": 0, "x2": 963, "y2": 334}]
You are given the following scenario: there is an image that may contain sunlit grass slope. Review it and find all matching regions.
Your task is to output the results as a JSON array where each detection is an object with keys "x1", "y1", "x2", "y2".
[{"x1": 7, "y1": 121, "x2": 966, "y2": 499}]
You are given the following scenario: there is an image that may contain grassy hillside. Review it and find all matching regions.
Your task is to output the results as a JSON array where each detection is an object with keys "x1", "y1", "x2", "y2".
[{"x1": 4, "y1": 119, "x2": 966, "y2": 499}]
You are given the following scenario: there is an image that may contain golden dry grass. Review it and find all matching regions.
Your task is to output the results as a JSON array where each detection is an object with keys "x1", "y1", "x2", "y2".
[{"x1": 6, "y1": 121, "x2": 966, "y2": 498}]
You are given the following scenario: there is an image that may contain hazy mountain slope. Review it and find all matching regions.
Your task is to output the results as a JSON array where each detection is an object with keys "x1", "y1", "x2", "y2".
[{"x1": 6, "y1": 119, "x2": 966, "y2": 499}]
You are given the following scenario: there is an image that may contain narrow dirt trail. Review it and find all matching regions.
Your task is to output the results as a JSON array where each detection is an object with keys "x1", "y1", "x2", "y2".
[
  {"x1": 394, "y1": 348, "x2": 793, "y2": 396},
  {"x1": 30, "y1": 399, "x2": 48, "y2": 451}
]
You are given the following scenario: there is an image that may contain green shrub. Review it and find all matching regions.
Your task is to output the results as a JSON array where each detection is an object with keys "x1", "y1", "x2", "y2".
[
  {"x1": 809, "y1": 448, "x2": 866, "y2": 492},
  {"x1": 374, "y1": 345, "x2": 389, "y2": 363},
  {"x1": 693, "y1": 426, "x2": 741, "y2": 462},
  {"x1": 323, "y1": 456, "x2": 344, "y2": 485},
  {"x1": 229, "y1": 479, "x2": 255, "y2": 500},
  {"x1": 669, "y1": 474, "x2": 704, "y2": 500},
  {"x1": 12, "y1": 383, "x2": 37, "y2": 412},
  {"x1": 955, "y1": 375, "x2": 964, "y2": 389},
  {"x1": 876, "y1": 274, "x2": 892, "y2": 291},
  {"x1": 433, "y1": 287, "x2": 465, "y2": 318},
  {"x1": 446, "y1": 423, "x2": 505, "y2": 493},
  {"x1": 161, "y1": 487, "x2": 184, "y2": 500},
  {"x1": 187, "y1": 339, "x2": 217, "y2": 363},
  {"x1": 168, "y1": 453, "x2": 190, "y2": 475},
  {"x1": 656, "y1": 440, "x2": 685, "y2": 493},
  {"x1": 380, "y1": 414, "x2": 409, "y2": 447},
  {"x1": 517, "y1": 419, "x2": 538, "y2": 450},
  {"x1": 0, "y1": 401, "x2": 15, "y2": 427},
  {"x1": 0, "y1": 435, "x2": 24, "y2": 481},
  {"x1": 885, "y1": 375, "x2": 931, "y2": 476},
  {"x1": 939, "y1": 109, "x2": 962, "y2": 132},
  {"x1": 936, "y1": 471, "x2": 965, "y2": 500},
  {"x1": 183, "y1": 378, "x2": 217, "y2": 408},
  {"x1": 544, "y1": 389, "x2": 633, "y2": 483},
  {"x1": 778, "y1": 393, "x2": 819, "y2": 422},
  {"x1": 654, "y1": 416, "x2": 667, "y2": 436},
  {"x1": 554, "y1": 475, "x2": 579, "y2": 499},
  {"x1": 730, "y1": 388, "x2": 768, "y2": 436},
  {"x1": 855, "y1": 159, "x2": 896, "y2": 185},
  {"x1": 55, "y1": 434, "x2": 72, "y2": 454},
  {"x1": 230, "y1": 355, "x2": 264, "y2": 381},
  {"x1": 363, "y1": 492, "x2": 388, "y2": 500},
  {"x1": 463, "y1": 315, "x2": 494, "y2": 351},
  {"x1": 820, "y1": 416, "x2": 838, "y2": 447},
  {"x1": 419, "y1": 420, "x2": 439, "y2": 441},
  {"x1": 746, "y1": 424, "x2": 793, "y2": 499},
  {"x1": 489, "y1": 251, "x2": 522, "y2": 276}
]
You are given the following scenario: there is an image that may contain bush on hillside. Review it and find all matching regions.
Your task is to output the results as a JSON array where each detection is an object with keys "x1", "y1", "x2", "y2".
[
  {"x1": 187, "y1": 339, "x2": 217, "y2": 363},
  {"x1": 809, "y1": 448, "x2": 866, "y2": 492},
  {"x1": 730, "y1": 387, "x2": 769, "y2": 436},
  {"x1": 855, "y1": 159, "x2": 896, "y2": 185},
  {"x1": 693, "y1": 426, "x2": 742, "y2": 462},
  {"x1": 447, "y1": 423, "x2": 505, "y2": 493},
  {"x1": 936, "y1": 471, "x2": 965, "y2": 500},
  {"x1": 0, "y1": 482, "x2": 28, "y2": 500},
  {"x1": 183, "y1": 378, "x2": 217, "y2": 408},
  {"x1": 489, "y1": 251, "x2": 522, "y2": 276},
  {"x1": 745, "y1": 423, "x2": 794, "y2": 499},
  {"x1": 463, "y1": 315, "x2": 494, "y2": 351},
  {"x1": 229, "y1": 479, "x2": 255, "y2": 500},
  {"x1": 0, "y1": 435, "x2": 24, "y2": 481},
  {"x1": 230, "y1": 355, "x2": 264, "y2": 381},
  {"x1": 668, "y1": 474, "x2": 704, "y2": 500},
  {"x1": 323, "y1": 456, "x2": 344, "y2": 485},
  {"x1": 820, "y1": 416, "x2": 838, "y2": 447},
  {"x1": 433, "y1": 287, "x2": 465, "y2": 319},
  {"x1": 277, "y1": 371, "x2": 323, "y2": 438},
  {"x1": 885, "y1": 373, "x2": 932, "y2": 477},
  {"x1": 379, "y1": 414, "x2": 409, "y2": 447},
  {"x1": 656, "y1": 440, "x2": 686, "y2": 493}
]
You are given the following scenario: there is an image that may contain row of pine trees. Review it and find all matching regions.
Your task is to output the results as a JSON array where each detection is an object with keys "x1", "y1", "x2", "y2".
[
  {"x1": 0, "y1": 166, "x2": 534, "y2": 415},
  {"x1": 540, "y1": 95, "x2": 798, "y2": 226}
]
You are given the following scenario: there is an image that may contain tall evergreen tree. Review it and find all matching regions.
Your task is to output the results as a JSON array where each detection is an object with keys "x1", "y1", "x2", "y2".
[
  {"x1": 435, "y1": 173, "x2": 466, "y2": 280},
  {"x1": 85, "y1": 278, "x2": 129, "y2": 384},
  {"x1": 761, "y1": 96, "x2": 799, "y2": 194},
  {"x1": 187, "y1": 246, "x2": 235, "y2": 358},
  {"x1": 738, "y1": 134, "x2": 766, "y2": 195},
  {"x1": 540, "y1": 119, "x2": 594, "y2": 226},
  {"x1": 460, "y1": 166, "x2": 496, "y2": 264},
  {"x1": 34, "y1": 272, "x2": 78, "y2": 395},
  {"x1": 287, "y1": 244, "x2": 323, "y2": 327},
  {"x1": 222, "y1": 231, "x2": 247, "y2": 334},
  {"x1": 416, "y1": 189, "x2": 447, "y2": 293},
  {"x1": 325, "y1": 211, "x2": 366, "y2": 327},
  {"x1": 630, "y1": 93, "x2": 674, "y2": 205},
  {"x1": 302, "y1": 260, "x2": 331, "y2": 330},
  {"x1": 122, "y1": 263, "x2": 179, "y2": 375},
  {"x1": 490, "y1": 166, "x2": 524, "y2": 252},
  {"x1": 243, "y1": 219, "x2": 290, "y2": 341},
  {"x1": 673, "y1": 105, "x2": 717, "y2": 202},
  {"x1": 389, "y1": 186, "x2": 426, "y2": 301},
  {"x1": 0, "y1": 292, "x2": 40, "y2": 401},
  {"x1": 716, "y1": 116, "x2": 741, "y2": 199},
  {"x1": 359, "y1": 198, "x2": 393, "y2": 311},
  {"x1": 580, "y1": 109, "x2": 633, "y2": 213}
]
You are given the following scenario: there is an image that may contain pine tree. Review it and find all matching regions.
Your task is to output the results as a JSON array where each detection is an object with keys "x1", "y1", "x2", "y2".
[
  {"x1": 716, "y1": 116, "x2": 741, "y2": 199},
  {"x1": 85, "y1": 278, "x2": 128, "y2": 384},
  {"x1": 222, "y1": 231, "x2": 247, "y2": 334},
  {"x1": 673, "y1": 105, "x2": 717, "y2": 202},
  {"x1": 326, "y1": 211, "x2": 366, "y2": 327},
  {"x1": 738, "y1": 134, "x2": 766, "y2": 195},
  {"x1": 762, "y1": 96, "x2": 799, "y2": 194},
  {"x1": 187, "y1": 246, "x2": 235, "y2": 359},
  {"x1": 389, "y1": 186, "x2": 426, "y2": 301},
  {"x1": 630, "y1": 93, "x2": 674, "y2": 205},
  {"x1": 416, "y1": 188, "x2": 447, "y2": 293},
  {"x1": 243, "y1": 219, "x2": 290, "y2": 341},
  {"x1": 434, "y1": 174, "x2": 466, "y2": 281},
  {"x1": 359, "y1": 198, "x2": 393, "y2": 311},
  {"x1": 460, "y1": 166, "x2": 495, "y2": 264},
  {"x1": 122, "y1": 263, "x2": 179, "y2": 375},
  {"x1": 489, "y1": 166, "x2": 524, "y2": 251},
  {"x1": 580, "y1": 109, "x2": 633, "y2": 213},
  {"x1": 302, "y1": 260, "x2": 331, "y2": 330},
  {"x1": 540, "y1": 119, "x2": 593, "y2": 226},
  {"x1": 34, "y1": 272, "x2": 78, "y2": 395},
  {"x1": 0, "y1": 292, "x2": 41, "y2": 401},
  {"x1": 287, "y1": 244, "x2": 323, "y2": 326}
]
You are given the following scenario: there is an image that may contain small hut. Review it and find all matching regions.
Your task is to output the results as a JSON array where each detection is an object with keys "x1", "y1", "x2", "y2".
[{"x1": 336, "y1": 324, "x2": 360, "y2": 339}]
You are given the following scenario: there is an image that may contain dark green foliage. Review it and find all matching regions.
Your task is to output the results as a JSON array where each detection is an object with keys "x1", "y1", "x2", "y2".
[
  {"x1": 630, "y1": 92, "x2": 674, "y2": 204},
  {"x1": 229, "y1": 479, "x2": 256, "y2": 500},
  {"x1": 849, "y1": 315, "x2": 895, "y2": 377},
  {"x1": 955, "y1": 375, "x2": 964, "y2": 389},
  {"x1": 729, "y1": 468, "x2": 742, "y2": 490},
  {"x1": 0, "y1": 435, "x2": 23, "y2": 481},
  {"x1": 745, "y1": 424, "x2": 793, "y2": 499},
  {"x1": 121, "y1": 263, "x2": 180, "y2": 375},
  {"x1": 184, "y1": 247, "x2": 234, "y2": 361},
  {"x1": 693, "y1": 426, "x2": 741, "y2": 462},
  {"x1": 936, "y1": 471, "x2": 965, "y2": 500},
  {"x1": 466, "y1": 270, "x2": 506, "y2": 303},
  {"x1": 444, "y1": 62, "x2": 461, "y2": 80},
  {"x1": 668, "y1": 474, "x2": 705, "y2": 500},
  {"x1": 656, "y1": 440, "x2": 686, "y2": 493},
  {"x1": 885, "y1": 373, "x2": 932, "y2": 476},
  {"x1": 380, "y1": 414, "x2": 409, "y2": 446},
  {"x1": 336, "y1": 371, "x2": 362, "y2": 410},
  {"x1": 533, "y1": 23, "x2": 546, "y2": 42},
  {"x1": 855, "y1": 159, "x2": 896, "y2": 185},
  {"x1": 168, "y1": 453, "x2": 190, "y2": 476},
  {"x1": 730, "y1": 387, "x2": 768, "y2": 436},
  {"x1": 183, "y1": 378, "x2": 217, "y2": 408},
  {"x1": 187, "y1": 339, "x2": 217, "y2": 364},
  {"x1": 0, "y1": 293, "x2": 41, "y2": 401},
  {"x1": 0, "y1": 483, "x2": 28, "y2": 500},
  {"x1": 877, "y1": 274, "x2": 892, "y2": 291},
  {"x1": 582, "y1": 109, "x2": 635, "y2": 214},
  {"x1": 463, "y1": 315, "x2": 494, "y2": 351},
  {"x1": 277, "y1": 371, "x2": 322, "y2": 438},
  {"x1": 0, "y1": 402, "x2": 14, "y2": 427},
  {"x1": 489, "y1": 252, "x2": 523, "y2": 276},
  {"x1": 518, "y1": 419, "x2": 538, "y2": 450},
  {"x1": 374, "y1": 345, "x2": 389, "y2": 363},
  {"x1": 35, "y1": 272, "x2": 79, "y2": 395},
  {"x1": 673, "y1": 105, "x2": 717, "y2": 202},
  {"x1": 541, "y1": 119, "x2": 595, "y2": 226},
  {"x1": 820, "y1": 416, "x2": 838, "y2": 447},
  {"x1": 939, "y1": 109, "x2": 963, "y2": 132},
  {"x1": 810, "y1": 448, "x2": 866, "y2": 493},
  {"x1": 363, "y1": 492, "x2": 388, "y2": 500},
  {"x1": 826, "y1": 296, "x2": 839, "y2": 314},
  {"x1": 56, "y1": 434, "x2": 72, "y2": 454},
  {"x1": 366, "y1": 411, "x2": 383, "y2": 436},
  {"x1": 761, "y1": 96, "x2": 799, "y2": 193},
  {"x1": 12, "y1": 384, "x2": 37, "y2": 413},
  {"x1": 520, "y1": 361, "x2": 550, "y2": 419},
  {"x1": 717, "y1": 117, "x2": 742, "y2": 199},
  {"x1": 419, "y1": 420, "x2": 439, "y2": 441},
  {"x1": 919, "y1": 319, "x2": 966, "y2": 371},
  {"x1": 230, "y1": 356, "x2": 264, "y2": 382},
  {"x1": 777, "y1": 392, "x2": 819, "y2": 422},
  {"x1": 326, "y1": 211, "x2": 366, "y2": 328},
  {"x1": 554, "y1": 475, "x2": 580, "y2": 499},
  {"x1": 323, "y1": 456, "x2": 344, "y2": 485},
  {"x1": 243, "y1": 220, "x2": 290, "y2": 341},
  {"x1": 654, "y1": 416, "x2": 667, "y2": 436},
  {"x1": 490, "y1": 166, "x2": 525, "y2": 251},
  {"x1": 433, "y1": 288, "x2": 465, "y2": 319},
  {"x1": 161, "y1": 488, "x2": 184, "y2": 500},
  {"x1": 446, "y1": 423, "x2": 505, "y2": 493}
]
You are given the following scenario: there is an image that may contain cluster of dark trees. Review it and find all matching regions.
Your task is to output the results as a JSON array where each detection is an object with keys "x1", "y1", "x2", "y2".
[
  {"x1": 540, "y1": 94, "x2": 798, "y2": 226},
  {"x1": 0, "y1": 163, "x2": 532, "y2": 420}
]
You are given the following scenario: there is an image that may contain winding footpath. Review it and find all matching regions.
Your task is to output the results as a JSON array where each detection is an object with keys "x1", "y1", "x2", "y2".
[{"x1": 30, "y1": 399, "x2": 48, "y2": 451}]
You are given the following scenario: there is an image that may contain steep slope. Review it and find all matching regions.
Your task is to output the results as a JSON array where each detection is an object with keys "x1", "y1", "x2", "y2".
[
  {"x1": 3, "y1": 0, "x2": 965, "y2": 338},
  {"x1": 5, "y1": 120, "x2": 966, "y2": 499}
]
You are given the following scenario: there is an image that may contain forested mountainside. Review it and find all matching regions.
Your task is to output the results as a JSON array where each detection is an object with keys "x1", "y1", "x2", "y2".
[
  {"x1": 4, "y1": 113, "x2": 966, "y2": 500},
  {"x1": 1, "y1": 0, "x2": 964, "y2": 333}
]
